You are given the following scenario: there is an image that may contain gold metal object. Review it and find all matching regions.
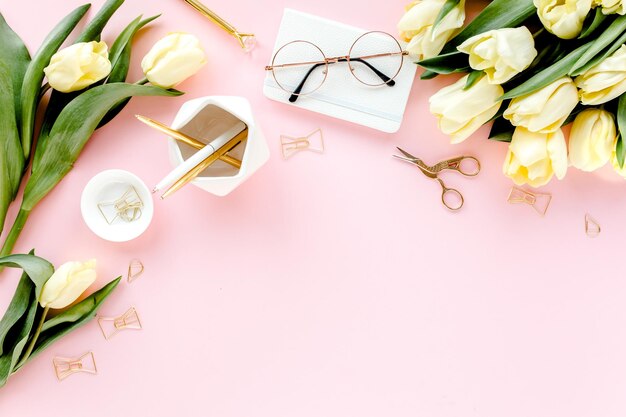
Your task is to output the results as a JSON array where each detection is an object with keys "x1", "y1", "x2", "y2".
[
  {"x1": 127, "y1": 259, "x2": 144, "y2": 283},
  {"x1": 183, "y1": 0, "x2": 256, "y2": 52},
  {"x1": 161, "y1": 128, "x2": 247, "y2": 199},
  {"x1": 97, "y1": 307, "x2": 143, "y2": 340},
  {"x1": 585, "y1": 213, "x2": 601, "y2": 237},
  {"x1": 135, "y1": 115, "x2": 242, "y2": 169},
  {"x1": 281, "y1": 128, "x2": 325, "y2": 159},
  {"x1": 97, "y1": 186, "x2": 143, "y2": 225},
  {"x1": 393, "y1": 147, "x2": 480, "y2": 211},
  {"x1": 53, "y1": 351, "x2": 97, "y2": 381},
  {"x1": 507, "y1": 186, "x2": 552, "y2": 216}
]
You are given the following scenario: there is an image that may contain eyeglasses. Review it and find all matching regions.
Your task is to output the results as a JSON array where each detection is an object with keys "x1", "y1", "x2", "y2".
[{"x1": 265, "y1": 31, "x2": 408, "y2": 103}]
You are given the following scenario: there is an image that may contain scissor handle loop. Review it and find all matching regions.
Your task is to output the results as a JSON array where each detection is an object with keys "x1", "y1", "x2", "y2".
[
  {"x1": 437, "y1": 179, "x2": 464, "y2": 211},
  {"x1": 454, "y1": 156, "x2": 481, "y2": 177}
]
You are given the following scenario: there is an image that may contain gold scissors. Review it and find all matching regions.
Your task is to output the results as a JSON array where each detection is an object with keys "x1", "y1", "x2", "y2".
[{"x1": 393, "y1": 147, "x2": 481, "y2": 211}]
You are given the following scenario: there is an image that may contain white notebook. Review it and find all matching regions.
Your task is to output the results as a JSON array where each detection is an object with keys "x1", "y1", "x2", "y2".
[{"x1": 263, "y1": 9, "x2": 417, "y2": 133}]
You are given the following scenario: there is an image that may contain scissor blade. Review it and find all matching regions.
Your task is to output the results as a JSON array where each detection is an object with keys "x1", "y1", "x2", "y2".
[
  {"x1": 392, "y1": 154, "x2": 415, "y2": 164},
  {"x1": 395, "y1": 147, "x2": 418, "y2": 161}
]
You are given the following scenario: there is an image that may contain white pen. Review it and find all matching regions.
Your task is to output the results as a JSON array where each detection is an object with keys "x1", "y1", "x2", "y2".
[{"x1": 153, "y1": 121, "x2": 246, "y2": 193}]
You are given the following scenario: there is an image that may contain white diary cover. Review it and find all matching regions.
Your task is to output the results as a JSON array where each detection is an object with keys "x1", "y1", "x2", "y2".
[{"x1": 263, "y1": 9, "x2": 417, "y2": 133}]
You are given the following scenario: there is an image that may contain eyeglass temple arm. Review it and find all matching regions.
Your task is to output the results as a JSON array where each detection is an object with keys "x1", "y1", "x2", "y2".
[{"x1": 289, "y1": 58, "x2": 396, "y2": 103}]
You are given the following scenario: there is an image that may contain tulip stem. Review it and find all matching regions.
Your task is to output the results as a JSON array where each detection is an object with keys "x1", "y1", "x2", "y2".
[
  {"x1": 135, "y1": 77, "x2": 148, "y2": 85},
  {"x1": 18, "y1": 306, "x2": 49, "y2": 368},
  {"x1": 0, "y1": 209, "x2": 31, "y2": 259}
]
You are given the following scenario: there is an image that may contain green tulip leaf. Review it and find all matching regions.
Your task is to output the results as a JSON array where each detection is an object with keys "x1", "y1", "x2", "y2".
[
  {"x1": 464, "y1": 71, "x2": 484, "y2": 90},
  {"x1": 0, "y1": 61, "x2": 23, "y2": 235},
  {"x1": 433, "y1": 0, "x2": 461, "y2": 30},
  {"x1": 97, "y1": 14, "x2": 160, "y2": 128},
  {"x1": 441, "y1": 0, "x2": 536, "y2": 53},
  {"x1": 0, "y1": 269, "x2": 34, "y2": 356},
  {"x1": 0, "y1": 12, "x2": 31, "y2": 126},
  {"x1": 75, "y1": 0, "x2": 125, "y2": 43},
  {"x1": 22, "y1": 83, "x2": 183, "y2": 212},
  {"x1": 420, "y1": 69, "x2": 439, "y2": 80},
  {"x1": 0, "y1": 254, "x2": 54, "y2": 300},
  {"x1": 0, "y1": 287, "x2": 37, "y2": 388},
  {"x1": 570, "y1": 14, "x2": 626, "y2": 75},
  {"x1": 20, "y1": 4, "x2": 91, "y2": 159},
  {"x1": 14, "y1": 277, "x2": 121, "y2": 369},
  {"x1": 108, "y1": 14, "x2": 159, "y2": 83},
  {"x1": 488, "y1": 116, "x2": 514, "y2": 143},
  {"x1": 616, "y1": 95, "x2": 626, "y2": 169},
  {"x1": 0, "y1": 62, "x2": 24, "y2": 197},
  {"x1": 418, "y1": 51, "x2": 470, "y2": 74},
  {"x1": 501, "y1": 43, "x2": 590, "y2": 100},
  {"x1": 579, "y1": 8, "x2": 608, "y2": 39},
  {"x1": 569, "y1": 30, "x2": 626, "y2": 77}
]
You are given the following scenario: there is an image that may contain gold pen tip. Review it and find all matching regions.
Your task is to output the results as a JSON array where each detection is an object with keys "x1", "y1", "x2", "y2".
[{"x1": 151, "y1": 187, "x2": 157, "y2": 194}]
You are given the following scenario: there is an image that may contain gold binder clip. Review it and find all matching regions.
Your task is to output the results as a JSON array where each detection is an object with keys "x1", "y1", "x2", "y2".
[
  {"x1": 507, "y1": 186, "x2": 552, "y2": 216},
  {"x1": 53, "y1": 351, "x2": 97, "y2": 381},
  {"x1": 97, "y1": 307, "x2": 143, "y2": 340},
  {"x1": 127, "y1": 259, "x2": 144, "y2": 283},
  {"x1": 280, "y1": 128, "x2": 325, "y2": 160},
  {"x1": 585, "y1": 213, "x2": 601, "y2": 238},
  {"x1": 97, "y1": 186, "x2": 144, "y2": 225}
]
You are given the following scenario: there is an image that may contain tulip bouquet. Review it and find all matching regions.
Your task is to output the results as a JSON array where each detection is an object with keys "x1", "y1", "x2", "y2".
[
  {"x1": 400, "y1": 0, "x2": 626, "y2": 187},
  {"x1": 0, "y1": 0, "x2": 206, "y2": 256},
  {"x1": 0, "y1": 253, "x2": 120, "y2": 388}
]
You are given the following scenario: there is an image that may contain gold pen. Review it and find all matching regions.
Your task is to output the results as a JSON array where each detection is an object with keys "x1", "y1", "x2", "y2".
[
  {"x1": 161, "y1": 129, "x2": 247, "y2": 199},
  {"x1": 135, "y1": 115, "x2": 242, "y2": 169},
  {"x1": 182, "y1": 0, "x2": 256, "y2": 52}
]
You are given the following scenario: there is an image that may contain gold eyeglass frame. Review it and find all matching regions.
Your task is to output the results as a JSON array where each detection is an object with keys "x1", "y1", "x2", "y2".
[{"x1": 265, "y1": 31, "x2": 408, "y2": 97}]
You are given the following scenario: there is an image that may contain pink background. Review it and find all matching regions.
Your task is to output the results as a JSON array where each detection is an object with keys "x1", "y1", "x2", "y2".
[{"x1": 2, "y1": 0, "x2": 626, "y2": 416}]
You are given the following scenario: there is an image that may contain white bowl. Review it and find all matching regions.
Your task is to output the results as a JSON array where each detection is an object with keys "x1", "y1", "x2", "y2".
[{"x1": 80, "y1": 170, "x2": 154, "y2": 242}]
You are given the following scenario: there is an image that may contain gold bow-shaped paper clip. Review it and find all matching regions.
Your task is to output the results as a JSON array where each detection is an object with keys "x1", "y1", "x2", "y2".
[
  {"x1": 585, "y1": 213, "x2": 601, "y2": 238},
  {"x1": 127, "y1": 259, "x2": 144, "y2": 283},
  {"x1": 507, "y1": 186, "x2": 552, "y2": 216},
  {"x1": 97, "y1": 186, "x2": 144, "y2": 225},
  {"x1": 53, "y1": 351, "x2": 97, "y2": 381},
  {"x1": 280, "y1": 128, "x2": 325, "y2": 160},
  {"x1": 98, "y1": 307, "x2": 143, "y2": 340}
]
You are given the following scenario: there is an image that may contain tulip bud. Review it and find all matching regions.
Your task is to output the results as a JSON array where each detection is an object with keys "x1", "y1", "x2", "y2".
[
  {"x1": 457, "y1": 27, "x2": 537, "y2": 84},
  {"x1": 397, "y1": 0, "x2": 465, "y2": 60},
  {"x1": 43, "y1": 41, "x2": 111, "y2": 93},
  {"x1": 594, "y1": 0, "x2": 626, "y2": 15},
  {"x1": 569, "y1": 109, "x2": 617, "y2": 171},
  {"x1": 503, "y1": 127, "x2": 568, "y2": 187},
  {"x1": 141, "y1": 33, "x2": 207, "y2": 88},
  {"x1": 575, "y1": 44, "x2": 626, "y2": 105},
  {"x1": 534, "y1": 0, "x2": 593, "y2": 39},
  {"x1": 503, "y1": 77, "x2": 579, "y2": 134},
  {"x1": 429, "y1": 74, "x2": 504, "y2": 143},
  {"x1": 39, "y1": 260, "x2": 97, "y2": 309}
]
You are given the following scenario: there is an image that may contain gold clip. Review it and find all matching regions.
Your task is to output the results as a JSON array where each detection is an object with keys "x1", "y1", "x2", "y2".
[
  {"x1": 507, "y1": 186, "x2": 552, "y2": 216},
  {"x1": 585, "y1": 213, "x2": 601, "y2": 238},
  {"x1": 53, "y1": 351, "x2": 97, "y2": 381},
  {"x1": 97, "y1": 186, "x2": 144, "y2": 225},
  {"x1": 127, "y1": 259, "x2": 144, "y2": 283},
  {"x1": 280, "y1": 128, "x2": 325, "y2": 160},
  {"x1": 97, "y1": 307, "x2": 143, "y2": 340}
]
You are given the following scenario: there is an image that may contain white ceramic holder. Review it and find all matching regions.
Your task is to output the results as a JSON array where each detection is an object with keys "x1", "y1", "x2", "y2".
[{"x1": 167, "y1": 96, "x2": 270, "y2": 196}]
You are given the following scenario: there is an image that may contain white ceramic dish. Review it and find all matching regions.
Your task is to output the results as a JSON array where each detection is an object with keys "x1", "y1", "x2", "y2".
[
  {"x1": 80, "y1": 170, "x2": 154, "y2": 242},
  {"x1": 168, "y1": 96, "x2": 270, "y2": 197}
]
